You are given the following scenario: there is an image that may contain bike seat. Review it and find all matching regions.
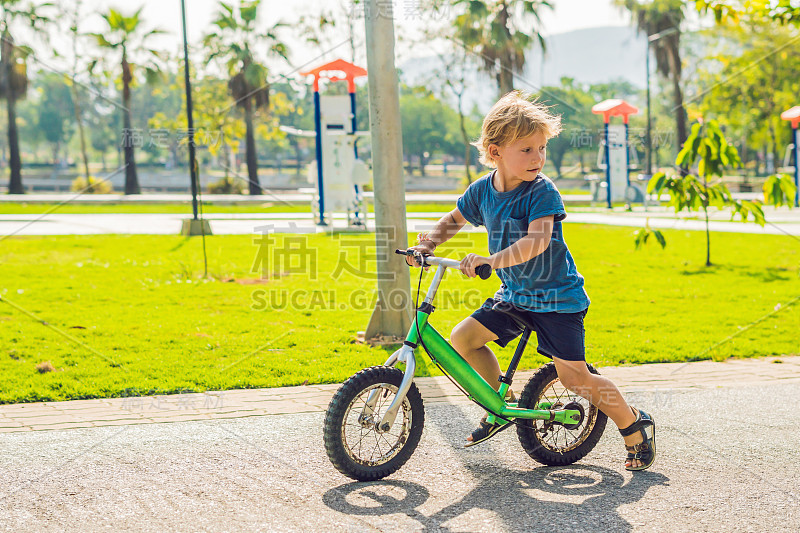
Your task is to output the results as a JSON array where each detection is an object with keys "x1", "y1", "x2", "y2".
[{"x1": 491, "y1": 300, "x2": 535, "y2": 331}]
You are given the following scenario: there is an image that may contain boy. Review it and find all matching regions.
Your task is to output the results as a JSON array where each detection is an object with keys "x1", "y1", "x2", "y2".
[{"x1": 406, "y1": 92, "x2": 656, "y2": 471}]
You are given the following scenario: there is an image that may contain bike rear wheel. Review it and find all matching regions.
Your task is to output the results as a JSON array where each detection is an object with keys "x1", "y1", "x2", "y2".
[
  {"x1": 323, "y1": 366, "x2": 425, "y2": 481},
  {"x1": 516, "y1": 362, "x2": 607, "y2": 466}
]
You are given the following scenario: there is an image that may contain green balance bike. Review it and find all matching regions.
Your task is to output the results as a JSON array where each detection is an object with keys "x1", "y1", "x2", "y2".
[{"x1": 323, "y1": 249, "x2": 608, "y2": 481}]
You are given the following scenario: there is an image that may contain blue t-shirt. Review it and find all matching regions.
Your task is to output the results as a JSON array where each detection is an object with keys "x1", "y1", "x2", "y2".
[{"x1": 457, "y1": 171, "x2": 590, "y2": 313}]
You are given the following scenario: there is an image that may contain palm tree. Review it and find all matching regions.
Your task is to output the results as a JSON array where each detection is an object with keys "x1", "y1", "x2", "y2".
[
  {"x1": 91, "y1": 7, "x2": 163, "y2": 195},
  {"x1": 203, "y1": 0, "x2": 288, "y2": 195},
  {"x1": 453, "y1": 0, "x2": 552, "y2": 97},
  {"x1": 616, "y1": 0, "x2": 688, "y2": 148},
  {"x1": 0, "y1": 1, "x2": 49, "y2": 194},
  {"x1": 64, "y1": 1, "x2": 91, "y2": 188}
]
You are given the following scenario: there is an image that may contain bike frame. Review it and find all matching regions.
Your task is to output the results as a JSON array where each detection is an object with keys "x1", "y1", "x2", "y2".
[{"x1": 366, "y1": 255, "x2": 581, "y2": 433}]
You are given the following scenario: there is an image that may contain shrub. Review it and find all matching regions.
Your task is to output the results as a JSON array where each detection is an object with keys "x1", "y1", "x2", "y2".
[
  {"x1": 35, "y1": 361, "x2": 55, "y2": 373},
  {"x1": 207, "y1": 175, "x2": 245, "y2": 194},
  {"x1": 71, "y1": 176, "x2": 113, "y2": 194}
]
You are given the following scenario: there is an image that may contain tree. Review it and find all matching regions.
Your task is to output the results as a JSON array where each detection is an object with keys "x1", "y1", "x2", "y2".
[
  {"x1": 645, "y1": 120, "x2": 793, "y2": 266},
  {"x1": 453, "y1": 0, "x2": 552, "y2": 97},
  {"x1": 0, "y1": 0, "x2": 49, "y2": 194},
  {"x1": 433, "y1": 39, "x2": 481, "y2": 185},
  {"x1": 694, "y1": 9, "x2": 800, "y2": 173},
  {"x1": 83, "y1": 68, "x2": 121, "y2": 173},
  {"x1": 36, "y1": 74, "x2": 74, "y2": 170},
  {"x1": 90, "y1": 7, "x2": 164, "y2": 195},
  {"x1": 399, "y1": 87, "x2": 460, "y2": 176},
  {"x1": 62, "y1": 0, "x2": 91, "y2": 185},
  {"x1": 203, "y1": 0, "x2": 289, "y2": 195},
  {"x1": 274, "y1": 81, "x2": 314, "y2": 178},
  {"x1": 696, "y1": 0, "x2": 800, "y2": 26},
  {"x1": 87, "y1": 107, "x2": 119, "y2": 172},
  {"x1": 615, "y1": 0, "x2": 688, "y2": 149},
  {"x1": 297, "y1": 1, "x2": 358, "y2": 63},
  {"x1": 535, "y1": 78, "x2": 596, "y2": 179},
  {"x1": 150, "y1": 74, "x2": 252, "y2": 190}
]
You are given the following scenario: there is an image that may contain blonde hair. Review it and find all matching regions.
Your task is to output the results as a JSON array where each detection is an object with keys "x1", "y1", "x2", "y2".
[{"x1": 472, "y1": 91, "x2": 562, "y2": 168}]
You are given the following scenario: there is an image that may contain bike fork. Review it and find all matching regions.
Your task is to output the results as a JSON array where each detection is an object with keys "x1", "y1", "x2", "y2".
[{"x1": 360, "y1": 343, "x2": 417, "y2": 432}]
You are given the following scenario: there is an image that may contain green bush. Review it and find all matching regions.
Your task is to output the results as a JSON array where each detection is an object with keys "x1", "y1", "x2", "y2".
[
  {"x1": 207, "y1": 175, "x2": 245, "y2": 194},
  {"x1": 70, "y1": 176, "x2": 113, "y2": 194}
]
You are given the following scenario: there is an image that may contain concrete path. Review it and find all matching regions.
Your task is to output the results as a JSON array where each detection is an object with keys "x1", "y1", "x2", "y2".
[
  {"x1": 2, "y1": 206, "x2": 800, "y2": 236},
  {"x1": 0, "y1": 191, "x2": 766, "y2": 204},
  {"x1": 1, "y1": 356, "x2": 798, "y2": 433},
  {"x1": 1, "y1": 357, "x2": 799, "y2": 532},
  {"x1": 0, "y1": 191, "x2": 469, "y2": 205}
]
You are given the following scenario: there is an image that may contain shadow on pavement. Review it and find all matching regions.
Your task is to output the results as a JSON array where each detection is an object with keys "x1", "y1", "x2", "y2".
[
  {"x1": 323, "y1": 465, "x2": 668, "y2": 532},
  {"x1": 322, "y1": 371, "x2": 669, "y2": 531}
]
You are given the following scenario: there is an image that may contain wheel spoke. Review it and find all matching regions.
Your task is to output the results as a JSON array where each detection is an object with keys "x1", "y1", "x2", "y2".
[
  {"x1": 378, "y1": 432, "x2": 395, "y2": 454},
  {"x1": 337, "y1": 378, "x2": 416, "y2": 467},
  {"x1": 351, "y1": 428, "x2": 371, "y2": 452},
  {"x1": 565, "y1": 426, "x2": 579, "y2": 442},
  {"x1": 371, "y1": 430, "x2": 382, "y2": 461}
]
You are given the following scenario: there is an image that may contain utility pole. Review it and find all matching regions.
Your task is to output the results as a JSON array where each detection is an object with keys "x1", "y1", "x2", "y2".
[
  {"x1": 179, "y1": 0, "x2": 210, "y2": 236},
  {"x1": 362, "y1": 0, "x2": 412, "y2": 340},
  {"x1": 645, "y1": 40, "x2": 652, "y2": 176}
]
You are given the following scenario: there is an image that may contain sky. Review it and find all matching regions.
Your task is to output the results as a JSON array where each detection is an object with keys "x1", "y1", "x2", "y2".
[{"x1": 33, "y1": 0, "x2": 633, "y2": 82}]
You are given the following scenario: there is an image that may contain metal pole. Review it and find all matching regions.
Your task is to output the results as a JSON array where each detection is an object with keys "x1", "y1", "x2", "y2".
[
  {"x1": 625, "y1": 121, "x2": 631, "y2": 187},
  {"x1": 604, "y1": 121, "x2": 612, "y2": 209},
  {"x1": 645, "y1": 42, "x2": 652, "y2": 176},
  {"x1": 794, "y1": 126, "x2": 799, "y2": 207},
  {"x1": 312, "y1": 90, "x2": 326, "y2": 225},
  {"x1": 180, "y1": 0, "x2": 198, "y2": 220},
  {"x1": 363, "y1": 0, "x2": 412, "y2": 340},
  {"x1": 349, "y1": 91, "x2": 362, "y2": 224}
]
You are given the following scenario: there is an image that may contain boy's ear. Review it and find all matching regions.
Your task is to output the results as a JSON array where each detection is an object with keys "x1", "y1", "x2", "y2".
[{"x1": 488, "y1": 143, "x2": 501, "y2": 160}]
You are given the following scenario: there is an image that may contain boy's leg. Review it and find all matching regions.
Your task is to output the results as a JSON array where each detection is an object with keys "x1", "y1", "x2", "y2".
[
  {"x1": 552, "y1": 357, "x2": 645, "y2": 469},
  {"x1": 452, "y1": 316, "x2": 517, "y2": 445},
  {"x1": 450, "y1": 317, "x2": 502, "y2": 390}
]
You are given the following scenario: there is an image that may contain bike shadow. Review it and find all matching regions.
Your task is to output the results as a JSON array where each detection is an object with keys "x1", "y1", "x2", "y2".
[{"x1": 323, "y1": 463, "x2": 668, "y2": 532}]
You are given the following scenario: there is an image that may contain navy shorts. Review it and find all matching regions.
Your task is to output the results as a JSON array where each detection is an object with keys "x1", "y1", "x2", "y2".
[{"x1": 470, "y1": 298, "x2": 587, "y2": 362}]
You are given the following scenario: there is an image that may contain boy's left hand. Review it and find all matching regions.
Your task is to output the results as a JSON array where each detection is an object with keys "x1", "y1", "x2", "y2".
[{"x1": 460, "y1": 253, "x2": 492, "y2": 278}]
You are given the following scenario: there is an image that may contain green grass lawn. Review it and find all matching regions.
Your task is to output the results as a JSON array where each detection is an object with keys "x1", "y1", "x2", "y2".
[
  {"x1": 0, "y1": 202, "x2": 459, "y2": 215},
  {"x1": 1, "y1": 226, "x2": 798, "y2": 404}
]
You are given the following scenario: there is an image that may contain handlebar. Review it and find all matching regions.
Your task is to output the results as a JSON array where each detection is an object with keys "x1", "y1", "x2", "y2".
[{"x1": 395, "y1": 249, "x2": 493, "y2": 280}]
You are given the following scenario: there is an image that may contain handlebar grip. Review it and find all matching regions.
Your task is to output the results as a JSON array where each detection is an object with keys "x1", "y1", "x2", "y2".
[
  {"x1": 475, "y1": 264, "x2": 492, "y2": 280},
  {"x1": 395, "y1": 249, "x2": 411, "y2": 256}
]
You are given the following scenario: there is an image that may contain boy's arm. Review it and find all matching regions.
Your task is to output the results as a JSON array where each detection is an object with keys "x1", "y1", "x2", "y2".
[
  {"x1": 405, "y1": 208, "x2": 467, "y2": 265},
  {"x1": 421, "y1": 208, "x2": 467, "y2": 248},
  {"x1": 460, "y1": 215, "x2": 553, "y2": 276},
  {"x1": 489, "y1": 215, "x2": 553, "y2": 269}
]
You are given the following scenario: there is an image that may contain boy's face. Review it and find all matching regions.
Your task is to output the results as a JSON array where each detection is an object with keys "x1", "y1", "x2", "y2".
[{"x1": 491, "y1": 131, "x2": 548, "y2": 182}]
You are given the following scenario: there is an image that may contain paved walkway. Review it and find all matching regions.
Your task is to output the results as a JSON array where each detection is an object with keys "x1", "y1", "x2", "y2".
[
  {"x1": 1, "y1": 355, "x2": 798, "y2": 433},
  {"x1": 0, "y1": 191, "x2": 765, "y2": 204},
  {"x1": 3, "y1": 206, "x2": 800, "y2": 236},
  {"x1": 0, "y1": 191, "x2": 470, "y2": 205}
]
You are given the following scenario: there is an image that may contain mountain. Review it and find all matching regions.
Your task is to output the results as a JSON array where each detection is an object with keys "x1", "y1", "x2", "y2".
[
  {"x1": 399, "y1": 25, "x2": 647, "y2": 111},
  {"x1": 523, "y1": 26, "x2": 647, "y2": 88}
]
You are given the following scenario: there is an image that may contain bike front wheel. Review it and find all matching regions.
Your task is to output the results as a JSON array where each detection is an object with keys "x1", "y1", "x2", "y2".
[
  {"x1": 516, "y1": 362, "x2": 608, "y2": 466},
  {"x1": 323, "y1": 366, "x2": 425, "y2": 481}
]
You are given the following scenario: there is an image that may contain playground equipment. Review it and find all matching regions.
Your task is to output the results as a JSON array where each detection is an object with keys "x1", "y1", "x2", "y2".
[
  {"x1": 781, "y1": 106, "x2": 800, "y2": 207},
  {"x1": 281, "y1": 59, "x2": 371, "y2": 226},
  {"x1": 591, "y1": 99, "x2": 643, "y2": 208}
]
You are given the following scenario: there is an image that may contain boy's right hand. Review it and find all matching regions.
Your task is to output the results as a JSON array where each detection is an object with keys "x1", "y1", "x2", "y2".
[{"x1": 405, "y1": 241, "x2": 435, "y2": 269}]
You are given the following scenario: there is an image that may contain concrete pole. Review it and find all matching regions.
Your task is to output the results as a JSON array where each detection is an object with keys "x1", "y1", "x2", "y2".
[{"x1": 363, "y1": 0, "x2": 412, "y2": 340}]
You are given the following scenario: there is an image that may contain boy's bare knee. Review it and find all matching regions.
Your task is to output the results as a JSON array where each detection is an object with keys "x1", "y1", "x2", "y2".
[
  {"x1": 559, "y1": 374, "x2": 584, "y2": 393},
  {"x1": 450, "y1": 319, "x2": 489, "y2": 353},
  {"x1": 450, "y1": 322, "x2": 473, "y2": 352},
  {"x1": 554, "y1": 360, "x2": 591, "y2": 392}
]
